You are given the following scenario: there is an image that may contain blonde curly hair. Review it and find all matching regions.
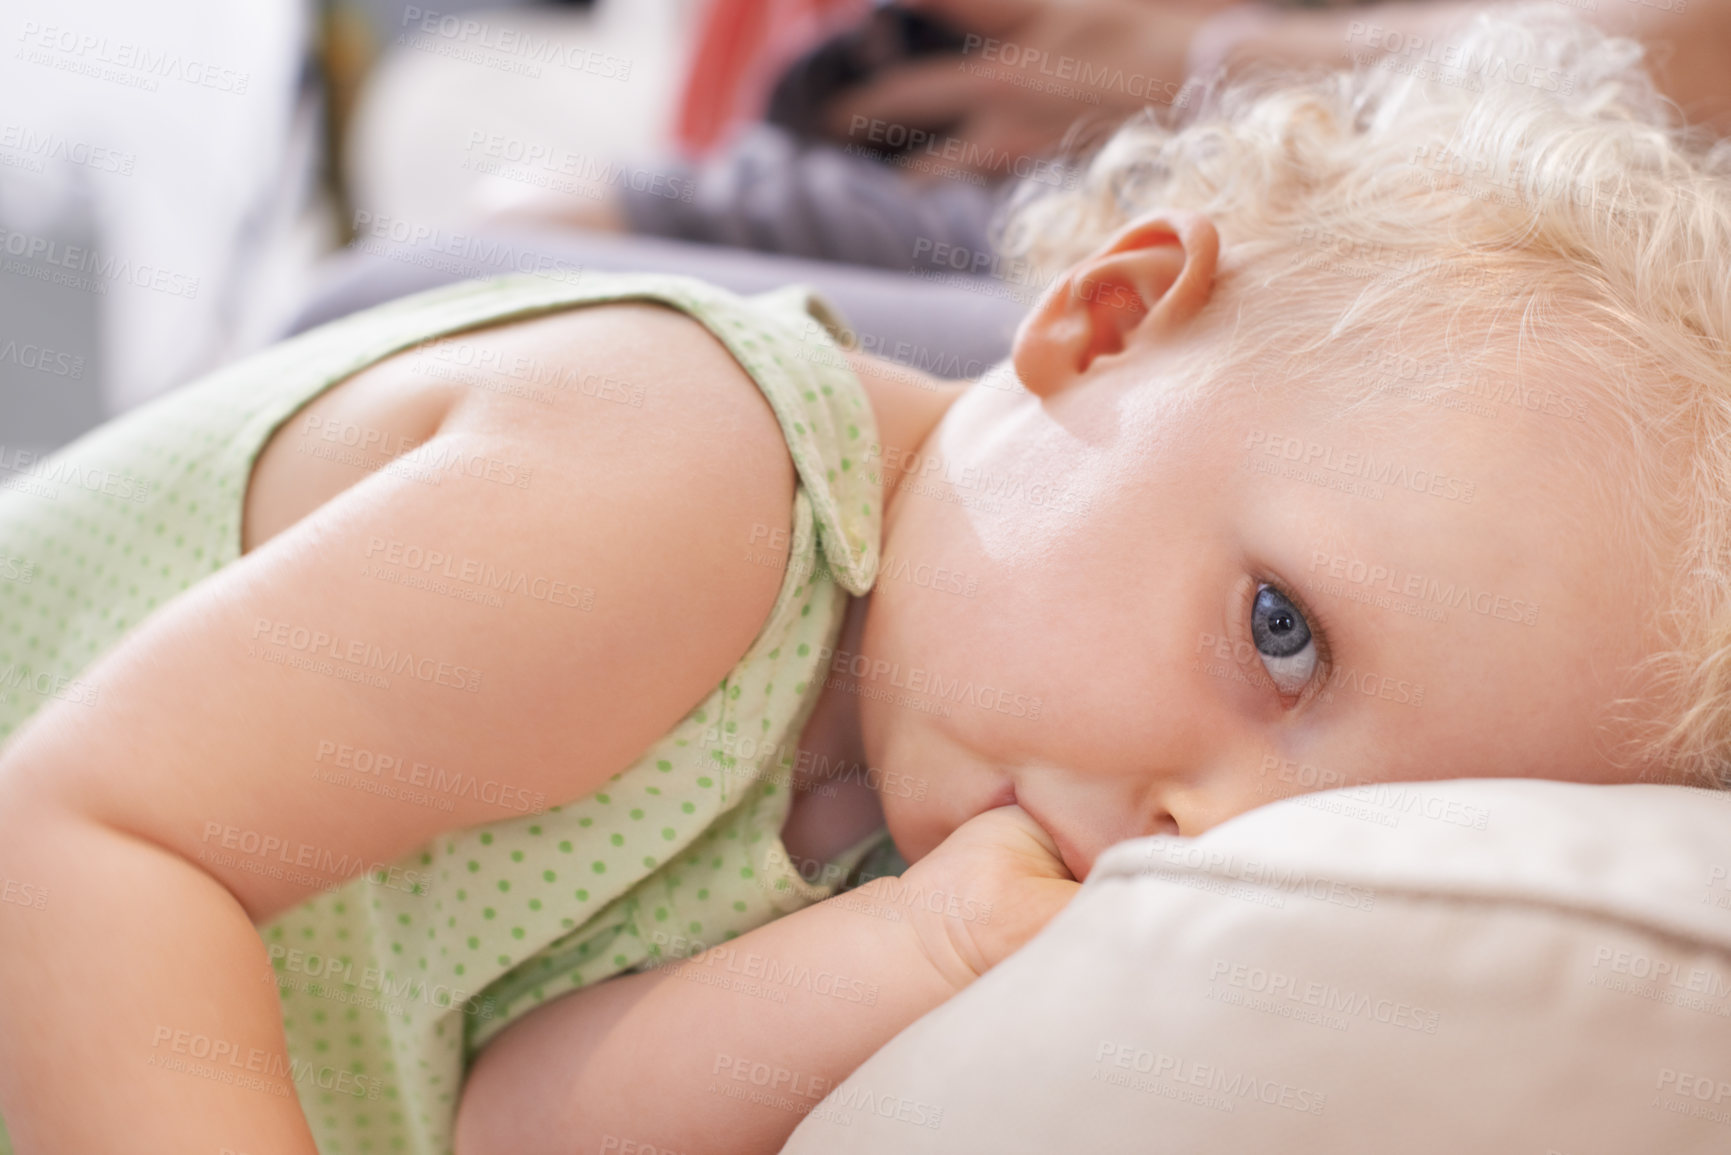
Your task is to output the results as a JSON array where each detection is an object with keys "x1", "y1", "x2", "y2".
[{"x1": 997, "y1": 4, "x2": 1731, "y2": 787}]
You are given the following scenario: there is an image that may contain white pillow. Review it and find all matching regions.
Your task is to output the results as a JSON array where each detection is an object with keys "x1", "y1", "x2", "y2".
[{"x1": 781, "y1": 780, "x2": 1731, "y2": 1154}]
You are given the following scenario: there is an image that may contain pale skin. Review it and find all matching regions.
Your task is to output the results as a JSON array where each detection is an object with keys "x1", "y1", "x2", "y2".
[{"x1": 0, "y1": 210, "x2": 1674, "y2": 1153}]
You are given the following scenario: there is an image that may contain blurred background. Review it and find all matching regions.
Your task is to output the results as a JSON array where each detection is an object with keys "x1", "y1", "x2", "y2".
[
  {"x1": 7, "y1": 0, "x2": 1724, "y2": 464},
  {"x1": 1, "y1": 0, "x2": 715, "y2": 458}
]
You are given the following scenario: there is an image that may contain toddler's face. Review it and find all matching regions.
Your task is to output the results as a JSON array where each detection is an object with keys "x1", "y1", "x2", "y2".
[{"x1": 859, "y1": 331, "x2": 1664, "y2": 880}]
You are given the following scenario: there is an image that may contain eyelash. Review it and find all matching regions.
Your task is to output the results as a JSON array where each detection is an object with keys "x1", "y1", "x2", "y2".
[{"x1": 1239, "y1": 571, "x2": 1334, "y2": 707}]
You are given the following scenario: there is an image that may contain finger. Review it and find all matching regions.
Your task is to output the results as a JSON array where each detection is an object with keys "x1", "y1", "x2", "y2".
[
  {"x1": 896, "y1": 0, "x2": 1045, "y2": 37},
  {"x1": 950, "y1": 111, "x2": 1074, "y2": 177},
  {"x1": 883, "y1": 109, "x2": 1071, "y2": 185},
  {"x1": 985, "y1": 803, "x2": 1070, "y2": 874},
  {"x1": 824, "y1": 55, "x2": 992, "y2": 141}
]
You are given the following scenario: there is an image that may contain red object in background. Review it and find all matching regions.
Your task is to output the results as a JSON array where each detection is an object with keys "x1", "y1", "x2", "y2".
[{"x1": 675, "y1": 0, "x2": 871, "y2": 158}]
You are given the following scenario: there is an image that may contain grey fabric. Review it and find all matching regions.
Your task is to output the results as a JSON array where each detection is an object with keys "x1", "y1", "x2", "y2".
[
  {"x1": 284, "y1": 225, "x2": 1025, "y2": 380},
  {"x1": 618, "y1": 124, "x2": 1005, "y2": 273}
]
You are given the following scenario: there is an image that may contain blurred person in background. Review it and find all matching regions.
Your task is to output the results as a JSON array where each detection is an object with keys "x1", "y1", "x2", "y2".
[{"x1": 482, "y1": 0, "x2": 1731, "y2": 273}]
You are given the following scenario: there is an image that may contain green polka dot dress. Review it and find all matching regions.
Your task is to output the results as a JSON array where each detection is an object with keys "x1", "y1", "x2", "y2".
[{"x1": 0, "y1": 272, "x2": 897, "y2": 1155}]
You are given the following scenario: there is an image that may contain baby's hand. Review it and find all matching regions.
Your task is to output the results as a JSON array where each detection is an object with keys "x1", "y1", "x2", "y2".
[{"x1": 878, "y1": 805, "x2": 1081, "y2": 991}]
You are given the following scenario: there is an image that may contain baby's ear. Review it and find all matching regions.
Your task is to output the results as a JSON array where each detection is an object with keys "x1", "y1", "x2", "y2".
[{"x1": 1011, "y1": 211, "x2": 1219, "y2": 399}]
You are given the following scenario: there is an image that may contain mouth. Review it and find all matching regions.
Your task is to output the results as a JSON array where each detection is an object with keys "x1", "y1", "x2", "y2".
[
  {"x1": 986, "y1": 781, "x2": 1089, "y2": 883},
  {"x1": 982, "y1": 780, "x2": 1018, "y2": 811},
  {"x1": 1043, "y1": 822, "x2": 1090, "y2": 883}
]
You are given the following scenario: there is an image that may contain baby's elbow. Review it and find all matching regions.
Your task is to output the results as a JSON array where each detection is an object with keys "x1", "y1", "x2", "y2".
[{"x1": 0, "y1": 765, "x2": 81, "y2": 885}]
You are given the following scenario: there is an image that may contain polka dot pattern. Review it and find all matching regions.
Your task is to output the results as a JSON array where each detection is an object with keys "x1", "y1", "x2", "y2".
[{"x1": 0, "y1": 272, "x2": 887, "y2": 1155}]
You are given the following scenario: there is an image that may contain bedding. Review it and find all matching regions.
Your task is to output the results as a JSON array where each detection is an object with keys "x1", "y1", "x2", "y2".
[{"x1": 781, "y1": 778, "x2": 1731, "y2": 1153}]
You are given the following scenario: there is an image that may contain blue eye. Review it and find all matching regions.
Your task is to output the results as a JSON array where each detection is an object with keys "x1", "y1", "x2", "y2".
[{"x1": 1251, "y1": 584, "x2": 1317, "y2": 695}]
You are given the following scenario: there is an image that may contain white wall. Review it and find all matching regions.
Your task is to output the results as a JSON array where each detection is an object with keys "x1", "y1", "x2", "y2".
[{"x1": 0, "y1": 0, "x2": 326, "y2": 427}]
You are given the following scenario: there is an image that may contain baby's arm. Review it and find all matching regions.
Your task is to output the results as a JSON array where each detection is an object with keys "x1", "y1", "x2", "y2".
[
  {"x1": 0, "y1": 305, "x2": 802, "y2": 1152},
  {"x1": 454, "y1": 805, "x2": 1078, "y2": 1155},
  {"x1": 455, "y1": 869, "x2": 958, "y2": 1155}
]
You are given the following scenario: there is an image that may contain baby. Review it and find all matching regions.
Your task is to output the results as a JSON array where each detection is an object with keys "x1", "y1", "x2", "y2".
[{"x1": 0, "y1": 6, "x2": 1727, "y2": 1155}]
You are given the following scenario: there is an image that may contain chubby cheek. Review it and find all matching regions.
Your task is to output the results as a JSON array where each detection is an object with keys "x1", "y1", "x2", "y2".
[
  {"x1": 866, "y1": 498, "x2": 1061, "y2": 733},
  {"x1": 859, "y1": 512, "x2": 1089, "y2": 861},
  {"x1": 870, "y1": 729, "x2": 949, "y2": 863},
  {"x1": 854, "y1": 575, "x2": 973, "y2": 862}
]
